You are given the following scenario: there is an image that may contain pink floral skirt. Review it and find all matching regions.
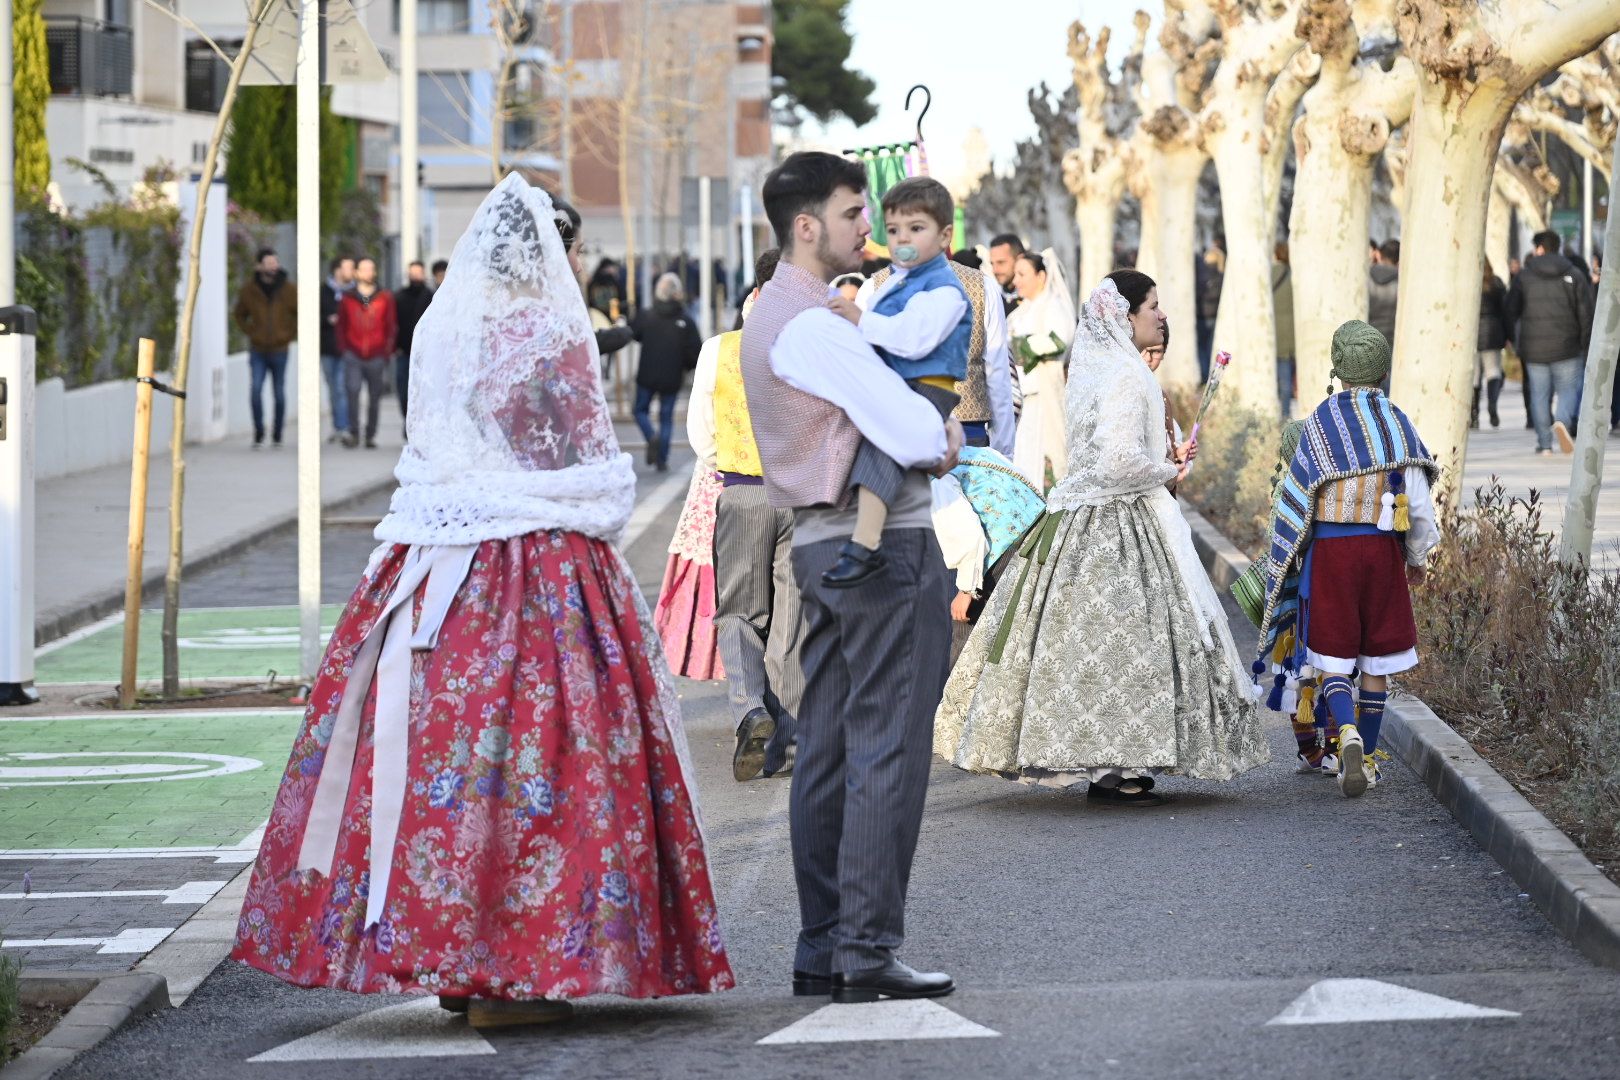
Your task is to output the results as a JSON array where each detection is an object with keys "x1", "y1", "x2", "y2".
[
  {"x1": 654, "y1": 555, "x2": 723, "y2": 680},
  {"x1": 230, "y1": 531, "x2": 734, "y2": 1001}
]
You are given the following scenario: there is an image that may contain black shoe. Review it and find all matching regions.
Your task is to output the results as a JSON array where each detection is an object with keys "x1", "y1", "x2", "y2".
[
  {"x1": 1085, "y1": 781, "x2": 1168, "y2": 806},
  {"x1": 342, "y1": 432, "x2": 360, "y2": 448},
  {"x1": 792, "y1": 970, "x2": 832, "y2": 997},
  {"x1": 646, "y1": 443, "x2": 657, "y2": 466},
  {"x1": 733, "y1": 708, "x2": 775, "y2": 782},
  {"x1": 252, "y1": 432, "x2": 264, "y2": 449},
  {"x1": 365, "y1": 435, "x2": 378, "y2": 449},
  {"x1": 831, "y1": 958, "x2": 954, "y2": 1003},
  {"x1": 656, "y1": 459, "x2": 669, "y2": 472},
  {"x1": 821, "y1": 541, "x2": 886, "y2": 589}
]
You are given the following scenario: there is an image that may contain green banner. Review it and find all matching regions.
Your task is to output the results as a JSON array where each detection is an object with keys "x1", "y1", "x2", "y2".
[{"x1": 860, "y1": 149, "x2": 911, "y2": 252}]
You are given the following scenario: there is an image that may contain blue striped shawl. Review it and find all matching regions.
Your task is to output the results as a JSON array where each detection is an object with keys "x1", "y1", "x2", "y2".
[{"x1": 1257, "y1": 389, "x2": 1437, "y2": 662}]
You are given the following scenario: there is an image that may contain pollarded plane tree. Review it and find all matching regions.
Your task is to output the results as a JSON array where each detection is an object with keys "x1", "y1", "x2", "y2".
[
  {"x1": 1391, "y1": 0, "x2": 1620, "y2": 491},
  {"x1": 1288, "y1": 0, "x2": 1416, "y2": 402},
  {"x1": 1128, "y1": 3, "x2": 1220, "y2": 390},
  {"x1": 1486, "y1": 120, "x2": 1560, "y2": 277},
  {"x1": 1199, "y1": 0, "x2": 1310, "y2": 417},
  {"x1": 1063, "y1": 14, "x2": 1149, "y2": 292}
]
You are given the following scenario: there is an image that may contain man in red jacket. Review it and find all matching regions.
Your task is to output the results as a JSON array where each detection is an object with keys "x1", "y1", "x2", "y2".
[{"x1": 336, "y1": 256, "x2": 398, "y2": 448}]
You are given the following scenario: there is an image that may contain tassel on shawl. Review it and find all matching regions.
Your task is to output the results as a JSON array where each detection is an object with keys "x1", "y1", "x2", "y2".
[{"x1": 1389, "y1": 469, "x2": 1410, "y2": 531}]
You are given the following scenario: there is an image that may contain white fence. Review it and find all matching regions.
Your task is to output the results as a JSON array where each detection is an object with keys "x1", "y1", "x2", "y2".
[{"x1": 36, "y1": 347, "x2": 312, "y2": 482}]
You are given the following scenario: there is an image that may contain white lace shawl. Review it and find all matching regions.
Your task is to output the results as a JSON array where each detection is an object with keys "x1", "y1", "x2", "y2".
[
  {"x1": 1046, "y1": 279, "x2": 1179, "y2": 511},
  {"x1": 376, "y1": 174, "x2": 636, "y2": 547}
]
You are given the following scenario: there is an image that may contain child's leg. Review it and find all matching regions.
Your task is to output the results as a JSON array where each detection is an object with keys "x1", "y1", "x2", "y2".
[
  {"x1": 1356, "y1": 673, "x2": 1389, "y2": 753},
  {"x1": 846, "y1": 441, "x2": 902, "y2": 551}
]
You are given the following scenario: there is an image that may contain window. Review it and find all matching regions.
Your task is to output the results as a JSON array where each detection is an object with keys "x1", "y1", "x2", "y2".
[
  {"x1": 419, "y1": 72, "x2": 472, "y2": 146},
  {"x1": 103, "y1": 0, "x2": 131, "y2": 27},
  {"x1": 394, "y1": 0, "x2": 471, "y2": 33}
]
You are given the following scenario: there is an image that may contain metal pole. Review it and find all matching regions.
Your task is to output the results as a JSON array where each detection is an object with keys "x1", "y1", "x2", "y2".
[
  {"x1": 698, "y1": 175, "x2": 712, "y2": 338},
  {"x1": 1560, "y1": 137, "x2": 1620, "y2": 566},
  {"x1": 400, "y1": 0, "x2": 420, "y2": 264},
  {"x1": 297, "y1": 0, "x2": 324, "y2": 681},
  {"x1": 0, "y1": 0, "x2": 15, "y2": 307},
  {"x1": 560, "y1": 0, "x2": 574, "y2": 202},
  {"x1": 1583, "y1": 157, "x2": 1595, "y2": 263},
  {"x1": 740, "y1": 182, "x2": 754, "y2": 287},
  {"x1": 638, "y1": 0, "x2": 653, "y2": 311}
]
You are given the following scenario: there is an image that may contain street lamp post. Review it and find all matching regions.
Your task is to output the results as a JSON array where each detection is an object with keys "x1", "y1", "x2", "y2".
[
  {"x1": 401, "y1": 0, "x2": 420, "y2": 265},
  {"x1": 297, "y1": 0, "x2": 323, "y2": 681},
  {"x1": 0, "y1": 0, "x2": 15, "y2": 307}
]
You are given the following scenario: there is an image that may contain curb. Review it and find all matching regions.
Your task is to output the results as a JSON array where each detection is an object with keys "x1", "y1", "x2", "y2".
[
  {"x1": 33, "y1": 477, "x2": 398, "y2": 647},
  {"x1": 1179, "y1": 498, "x2": 1620, "y2": 972},
  {"x1": 1, "y1": 972, "x2": 169, "y2": 1080},
  {"x1": 133, "y1": 865, "x2": 252, "y2": 1006}
]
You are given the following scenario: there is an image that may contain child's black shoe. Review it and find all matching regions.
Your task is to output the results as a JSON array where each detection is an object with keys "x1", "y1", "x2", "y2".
[{"x1": 822, "y1": 541, "x2": 886, "y2": 589}]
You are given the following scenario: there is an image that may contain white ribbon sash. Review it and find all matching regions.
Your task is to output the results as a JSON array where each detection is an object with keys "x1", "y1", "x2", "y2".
[{"x1": 295, "y1": 543, "x2": 477, "y2": 928}]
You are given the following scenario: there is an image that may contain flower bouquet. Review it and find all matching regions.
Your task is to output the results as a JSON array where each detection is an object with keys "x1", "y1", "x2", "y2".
[{"x1": 1013, "y1": 331, "x2": 1067, "y2": 374}]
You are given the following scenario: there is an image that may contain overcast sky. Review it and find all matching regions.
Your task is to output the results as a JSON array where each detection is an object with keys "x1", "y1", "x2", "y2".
[{"x1": 805, "y1": 0, "x2": 1135, "y2": 189}]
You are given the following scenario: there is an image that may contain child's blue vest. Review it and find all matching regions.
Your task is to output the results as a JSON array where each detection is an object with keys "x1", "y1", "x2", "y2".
[
  {"x1": 869, "y1": 253, "x2": 972, "y2": 382},
  {"x1": 950, "y1": 447, "x2": 1045, "y2": 571}
]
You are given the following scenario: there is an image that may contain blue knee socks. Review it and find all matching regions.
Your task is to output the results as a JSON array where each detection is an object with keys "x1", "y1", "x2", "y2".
[
  {"x1": 1320, "y1": 675, "x2": 1358, "y2": 732},
  {"x1": 1358, "y1": 689, "x2": 1388, "y2": 753}
]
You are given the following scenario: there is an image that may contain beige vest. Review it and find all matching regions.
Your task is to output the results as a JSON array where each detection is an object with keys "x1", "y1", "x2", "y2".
[
  {"x1": 869, "y1": 261, "x2": 991, "y2": 422},
  {"x1": 740, "y1": 262, "x2": 862, "y2": 510}
]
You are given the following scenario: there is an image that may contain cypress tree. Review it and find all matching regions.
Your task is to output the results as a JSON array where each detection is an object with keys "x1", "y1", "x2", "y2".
[{"x1": 13, "y1": 0, "x2": 52, "y2": 199}]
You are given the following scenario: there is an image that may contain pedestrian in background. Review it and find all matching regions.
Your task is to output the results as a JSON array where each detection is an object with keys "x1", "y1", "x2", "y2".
[
  {"x1": 336, "y1": 256, "x2": 397, "y2": 449},
  {"x1": 1474, "y1": 259, "x2": 1509, "y2": 429},
  {"x1": 321, "y1": 256, "x2": 355, "y2": 442},
  {"x1": 232, "y1": 246, "x2": 298, "y2": 450},
  {"x1": 431, "y1": 258, "x2": 448, "y2": 289},
  {"x1": 1196, "y1": 245, "x2": 1225, "y2": 382},
  {"x1": 1367, "y1": 239, "x2": 1400, "y2": 348},
  {"x1": 394, "y1": 260, "x2": 434, "y2": 435},
  {"x1": 631, "y1": 272, "x2": 703, "y2": 472},
  {"x1": 1273, "y1": 240, "x2": 1296, "y2": 416},
  {"x1": 1507, "y1": 230, "x2": 1594, "y2": 455}
]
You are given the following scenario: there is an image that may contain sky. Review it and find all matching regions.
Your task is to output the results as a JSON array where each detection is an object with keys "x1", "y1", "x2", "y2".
[{"x1": 805, "y1": 0, "x2": 1134, "y2": 192}]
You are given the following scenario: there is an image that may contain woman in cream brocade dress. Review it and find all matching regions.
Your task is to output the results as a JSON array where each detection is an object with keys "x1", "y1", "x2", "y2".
[{"x1": 935, "y1": 272, "x2": 1268, "y2": 802}]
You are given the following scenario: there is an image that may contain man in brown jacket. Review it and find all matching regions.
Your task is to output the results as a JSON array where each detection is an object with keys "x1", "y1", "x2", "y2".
[{"x1": 232, "y1": 247, "x2": 298, "y2": 448}]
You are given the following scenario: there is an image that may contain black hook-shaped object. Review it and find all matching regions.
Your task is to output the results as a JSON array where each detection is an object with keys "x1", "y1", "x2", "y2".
[{"x1": 905, "y1": 84, "x2": 931, "y2": 143}]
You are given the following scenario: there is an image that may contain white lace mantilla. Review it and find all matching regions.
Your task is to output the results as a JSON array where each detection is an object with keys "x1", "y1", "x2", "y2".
[{"x1": 377, "y1": 174, "x2": 636, "y2": 548}]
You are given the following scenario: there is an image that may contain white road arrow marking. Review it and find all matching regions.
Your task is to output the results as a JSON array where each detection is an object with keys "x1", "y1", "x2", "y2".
[
  {"x1": 757, "y1": 999, "x2": 1001, "y2": 1045},
  {"x1": 246, "y1": 998, "x2": 496, "y2": 1062},
  {"x1": 1267, "y1": 979, "x2": 1520, "y2": 1025},
  {"x1": 3, "y1": 927, "x2": 175, "y2": 954}
]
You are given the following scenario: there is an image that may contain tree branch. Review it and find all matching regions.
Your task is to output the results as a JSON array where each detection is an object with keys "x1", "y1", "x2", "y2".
[{"x1": 1502, "y1": 0, "x2": 1620, "y2": 89}]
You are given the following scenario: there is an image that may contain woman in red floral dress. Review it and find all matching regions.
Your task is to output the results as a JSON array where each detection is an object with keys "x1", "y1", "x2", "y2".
[{"x1": 231, "y1": 175, "x2": 734, "y2": 1028}]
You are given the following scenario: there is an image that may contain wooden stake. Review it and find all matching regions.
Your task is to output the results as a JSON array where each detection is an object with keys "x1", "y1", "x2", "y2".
[{"x1": 120, "y1": 339, "x2": 157, "y2": 709}]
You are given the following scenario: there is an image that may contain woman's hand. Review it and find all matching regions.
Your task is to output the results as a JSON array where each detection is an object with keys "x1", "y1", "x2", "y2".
[
  {"x1": 951, "y1": 592, "x2": 974, "y2": 623},
  {"x1": 1174, "y1": 437, "x2": 1199, "y2": 465}
]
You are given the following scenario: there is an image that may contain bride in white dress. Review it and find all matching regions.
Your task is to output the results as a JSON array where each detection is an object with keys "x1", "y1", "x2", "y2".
[
  {"x1": 935, "y1": 271, "x2": 1269, "y2": 804},
  {"x1": 1008, "y1": 250, "x2": 1076, "y2": 491}
]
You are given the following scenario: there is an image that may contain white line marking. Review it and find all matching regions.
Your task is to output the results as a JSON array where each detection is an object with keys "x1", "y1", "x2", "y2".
[
  {"x1": 620, "y1": 471, "x2": 694, "y2": 551},
  {"x1": 237, "y1": 820, "x2": 269, "y2": 849},
  {"x1": 0, "y1": 840, "x2": 263, "y2": 861},
  {"x1": 246, "y1": 998, "x2": 497, "y2": 1062},
  {"x1": 0, "y1": 709, "x2": 302, "y2": 722},
  {"x1": 1266, "y1": 979, "x2": 1520, "y2": 1025},
  {"x1": 3, "y1": 927, "x2": 175, "y2": 954},
  {"x1": 34, "y1": 611, "x2": 124, "y2": 657},
  {"x1": 0, "y1": 880, "x2": 228, "y2": 904},
  {"x1": 757, "y1": 1000, "x2": 1001, "y2": 1045}
]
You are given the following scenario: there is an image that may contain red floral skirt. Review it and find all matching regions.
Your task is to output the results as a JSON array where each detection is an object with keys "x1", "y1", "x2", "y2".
[
  {"x1": 654, "y1": 555, "x2": 723, "y2": 680},
  {"x1": 230, "y1": 531, "x2": 735, "y2": 1000}
]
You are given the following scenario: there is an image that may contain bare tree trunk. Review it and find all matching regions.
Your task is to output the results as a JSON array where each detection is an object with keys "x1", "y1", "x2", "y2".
[
  {"x1": 160, "y1": 0, "x2": 276, "y2": 698},
  {"x1": 1560, "y1": 133, "x2": 1620, "y2": 564},
  {"x1": 1075, "y1": 197, "x2": 1120, "y2": 296},
  {"x1": 1485, "y1": 177, "x2": 1514, "y2": 281},
  {"x1": 1134, "y1": 140, "x2": 1207, "y2": 391}
]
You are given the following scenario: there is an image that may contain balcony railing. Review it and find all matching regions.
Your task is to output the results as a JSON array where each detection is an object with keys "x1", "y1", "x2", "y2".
[
  {"x1": 185, "y1": 39, "x2": 233, "y2": 114},
  {"x1": 46, "y1": 17, "x2": 134, "y2": 98}
]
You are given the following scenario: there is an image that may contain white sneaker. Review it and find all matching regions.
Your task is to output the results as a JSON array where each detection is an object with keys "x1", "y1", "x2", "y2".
[
  {"x1": 1318, "y1": 752, "x2": 1339, "y2": 776},
  {"x1": 1338, "y1": 724, "x2": 1367, "y2": 798}
]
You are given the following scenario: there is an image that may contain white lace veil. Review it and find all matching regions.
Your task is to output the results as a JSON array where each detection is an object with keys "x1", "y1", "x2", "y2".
[
  {"x1": 376, "y1": 173, "x2": 636, "y2": 546},
  {"x1": 1007, "y1": 246, "x2": 1078, "y2": 349},
  {"x1": 1045, "y1": 278, "x2": 1178, "y2": 510}
]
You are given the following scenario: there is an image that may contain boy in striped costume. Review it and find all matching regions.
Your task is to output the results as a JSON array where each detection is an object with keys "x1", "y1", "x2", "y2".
[{"x1": 1257, "y1": 321, "x2": 1442, "y2": 797}]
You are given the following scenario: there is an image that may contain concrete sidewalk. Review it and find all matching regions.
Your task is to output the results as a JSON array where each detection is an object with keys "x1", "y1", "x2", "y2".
[
  {"x1": 35, "y1": 422, "x2": 405, "y2": 645},
  {"x1": 1461, "y1": 379, "x2": 1620, "y2": 565}
]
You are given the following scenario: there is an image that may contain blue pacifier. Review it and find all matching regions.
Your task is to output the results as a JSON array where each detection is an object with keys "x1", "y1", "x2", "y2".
[{"x1": 894, "y1": 244, "x2": 920, "y2": 263}]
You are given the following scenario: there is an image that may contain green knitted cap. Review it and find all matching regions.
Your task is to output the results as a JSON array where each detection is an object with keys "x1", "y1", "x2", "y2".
[{"x1": 1330, "y1": 319, "x2": 1391, "y2": 386}]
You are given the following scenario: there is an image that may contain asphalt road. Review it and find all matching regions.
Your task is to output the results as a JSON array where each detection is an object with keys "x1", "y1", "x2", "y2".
[{"x1": 55, "y1": 448, "x2": 1620, "y2": 1080}]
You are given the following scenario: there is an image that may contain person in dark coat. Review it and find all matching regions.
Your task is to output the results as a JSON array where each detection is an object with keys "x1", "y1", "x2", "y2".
[
  {"x1": 232, "y1": 247, "x2": 299, "y2": 449},
  {"x1": 321, "y1": 256, "x2": 355, "y2": 441},
  {"x1": 393, "y1": 260, "x2": 434, "y2": 432},
  {"x1": 1474, "y1": 260, "x2": 1509, "y2": 429},
  {"x1": 1367, "y1": 239, "x2": 1400, "y2": 346},
  {"x1": 630, "y1": 272, "x2": 702, "y2": 471},
  {"x1": 1507, "y1": 230, "x2": 1595, "y2": 454}
]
